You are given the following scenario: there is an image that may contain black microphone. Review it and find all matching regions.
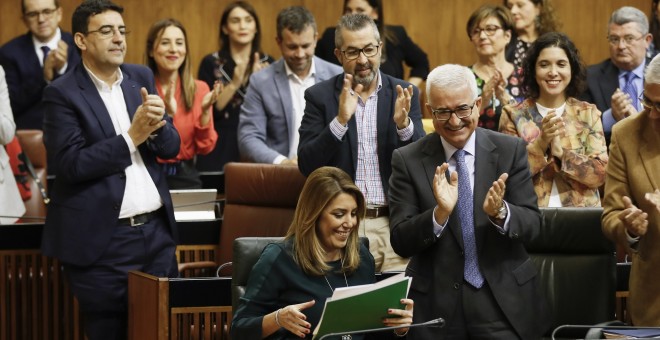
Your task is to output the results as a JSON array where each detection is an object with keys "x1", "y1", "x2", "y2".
[
  {"x1": 17, "y1": 152, "x2": 49, "y2": 204},
  {"x1": 551, "y1": 324, "x2": 660, "y2": 340},
  {"x1": 318, "y1": 317, "x2": 445, "y2": 340}
]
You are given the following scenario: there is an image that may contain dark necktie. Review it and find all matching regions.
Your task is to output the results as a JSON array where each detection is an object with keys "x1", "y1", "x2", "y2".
[
  {"x1": 40, "y1": 46, "x2": 50, "y2": 66},
  {"x1": 454, "y1": 149, "x2": 484, "y2": 288},
  {"x1": 622, "y1": 71, "x2": 639, "y2": 111}
]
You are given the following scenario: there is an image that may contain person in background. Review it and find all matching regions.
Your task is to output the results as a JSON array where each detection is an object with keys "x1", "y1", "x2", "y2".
[
  {"x1": 602, "y1": 54, "x2": 660, "y2": 326},
  {"x1": 500, "y1": 32, "x2": 608, "y2": 207},
  {"x1": 389, "y1": 64, "x2": 549, "y2": 339},
  {"x1": 503, "y1": 0, "x2": 561, "y2": 70},
  {"x1": 315, "y1": 0, "x2": 429, "y2": 88},
  {"x1": 649, "y1": 1, "x2": 660, "y2": 59},
  {"x1": 196, "y1": 1, "x2": 273, "y2": 172},
  {"x1": 146, "y1": 18, "x2": 220, "y2": 189},
  {"x1": 298, "y1": 14, "x2": 425, "y2": 272},
  {"x1": 238, "y1": 6, "x2": 342, "y2": 165},
  {"x1": 467, "y1": 4, "x2": 523, "y2": 131},
  {"x1": 231, "y1": 166, "x2": 413, "y2": 339},
  {"x1": 0, "y1": 0, "x2": 80, "y2": 130},
  {"x1": 581, "y1": 6, "x2": 652, "y2": 147},
  {"x1": 0, "y1": 65, "x2": 26, "y2": 225},
  {"x1": 41, "y1": 0, "x2": 181, "y2": 338}
]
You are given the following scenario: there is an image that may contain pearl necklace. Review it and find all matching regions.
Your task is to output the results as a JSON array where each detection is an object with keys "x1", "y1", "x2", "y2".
[{"x1": 323, "y1": 255, "x2": 349, "y2": 293}]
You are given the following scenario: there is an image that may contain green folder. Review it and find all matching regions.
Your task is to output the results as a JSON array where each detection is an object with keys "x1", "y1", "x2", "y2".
[{"x1": 312, "y1": 273, "x2": 411, "y2": 339}]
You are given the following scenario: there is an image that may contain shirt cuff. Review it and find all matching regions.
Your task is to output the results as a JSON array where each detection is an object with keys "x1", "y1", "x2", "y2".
[
  {"x1": 397, "y1": 118, "x2": 414, "y2": 141},
  {"x1": 330, "y1": 117, "x2": 348, "y2": 141},
  {"x1": 122, "y1": 133, "x2": 137, "y2": 153},
  {"x1": 57, "y1": 62, "x2": 68, "y2": 75},
  {"x1": 602, "y1": 109, "x2": 615, "y2": 133},
  {"x1": 273, "y1": 155, "x2": 286, "y2": 164},
  {"x1": 488, "y1": 201, "x2": 510, "y2": 234},
  {"x1": 432, "y1": 206, "x2": 448, "y2": 237},
  {"x1": 625, "y1": 228, "x2": 640, "y2": 245}
]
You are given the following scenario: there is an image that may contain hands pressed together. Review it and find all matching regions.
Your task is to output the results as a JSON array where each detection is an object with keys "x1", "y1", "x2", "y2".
[
  {"x1": 128, "y1": 87, "x2": 166, "y2": 146},
  {"x1": 43, "y1": 40, "x2": 69, "y2": 82},
  {"x1": 611, "y1": 88, "x2": 638, "y2": 122},
  {"x1": 433, "y1": 163, "x2": 509, "y2": 224},
  {"x1": 538, "y1": 110, "x2": 565, "y2": 158}
]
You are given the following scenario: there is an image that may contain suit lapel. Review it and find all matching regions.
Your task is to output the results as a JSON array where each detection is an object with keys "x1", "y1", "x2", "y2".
[
  {"x1": 376, "y1": 73, "x2": 392, "y2": 164},
  {"x1": 473, "y1": 129, "x2": 497, "y2": 251},
  {"x1": 274, "y1": 60, "x2": 295, "y2": 147},
  {"x1": 120, "y1": 67, "x2": 142, "y2": 121},
  {"x1": 598, "y1": 61, "x2": 619, "y2": 108},
  {"x1": 641, "y1": 121, "x2": 660, "y2": 190},
  {"x1": 74, "y1": 64, "x2": 116, "y2": 138}
]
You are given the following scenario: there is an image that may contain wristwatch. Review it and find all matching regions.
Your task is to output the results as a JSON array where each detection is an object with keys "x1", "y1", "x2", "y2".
[{"x1": 495, "y1": 203, "x2": 507, "y2": 220}]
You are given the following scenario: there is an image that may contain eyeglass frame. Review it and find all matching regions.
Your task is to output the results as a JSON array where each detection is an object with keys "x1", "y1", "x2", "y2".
[
  {"x1": 470, "y1": 25, "x2": 502, "y2": 39},
  {"x1": 640, "y1": 92, "x2": 660, "y2": 112},
  {"x1": 428, "y1": 100, "x2": 478, "y2": 121},
  {"x1": 85, "y1": 25, "x2": 130, "y2": 39},
  {"x1": 340, "y1": 42, "x2": 381, "y2": 61},
  {"x1": 24, "y1": 7, "x2": 59, "y2": 20},
  {"x1": 606, "y1": 34, "x2": 645, "y2": 46}
]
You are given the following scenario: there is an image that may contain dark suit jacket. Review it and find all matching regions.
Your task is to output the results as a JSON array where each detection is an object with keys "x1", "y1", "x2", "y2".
[
  {"x1": 40, "y1": 63, "x2": 180, "y2": 267},
  {"x1": 298, "y1": 72, "x2": 425, "y2": 194},
  {"x1": 389, "y1": 129, "x2": 549, "y2": 340},
  {"x1": 315, "y1": 25, "x2": 430, "y2": 80},
  {"x1": 581, "y1": 58, "x2": 619, "y2": 114},
  {"x1": 0, "y1": 31, "x2": 80, "y2": 129}
]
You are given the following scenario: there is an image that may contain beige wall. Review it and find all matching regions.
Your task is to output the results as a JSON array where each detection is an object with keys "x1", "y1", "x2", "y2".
[{"x1": 0, "y1": 0, "x2": 651, "y2": 76}]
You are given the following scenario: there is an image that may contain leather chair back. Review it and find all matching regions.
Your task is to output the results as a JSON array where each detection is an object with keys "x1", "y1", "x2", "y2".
[
  {"x1": 219, "y1": 163, "x2": 306, "y2": 270},
  {"x1": 526, "y1": 207, "x2": 616, "y2": 337},
  {"x1": 15, "y1": 130, "x2": 47, "y2": 219},
  {"x1": 232, "y1": 237, "x2": 283, "y2": 312}
]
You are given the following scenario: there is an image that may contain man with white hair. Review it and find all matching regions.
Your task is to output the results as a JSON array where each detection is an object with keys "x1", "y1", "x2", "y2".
[
  {"x1": 582, "y1": 6, "x2": 653, "y2": 146},
  {"x1": 602, "y1": 54, "x2": 660, "y2": 326},
  {"x1": 389, "y1": 64, "x2": 549, "y2": 339}
]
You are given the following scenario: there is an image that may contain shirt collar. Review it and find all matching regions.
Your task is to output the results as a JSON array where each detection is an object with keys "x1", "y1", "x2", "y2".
[
  {"x1": 32, "y1": 28, "x2": 62, "y2": 50},
  {"x1": 618, "y1": 59, "x2": 646, "y2": 80},
  {"x1": 284, "y1": 58, "x2": 316, "y2": 82},
  {"x1": 440, "y1": 129, "x2": 477, "y2": 162},
  {"x1": 83, "y1": 62, "x2": 123, "y2": 91}
]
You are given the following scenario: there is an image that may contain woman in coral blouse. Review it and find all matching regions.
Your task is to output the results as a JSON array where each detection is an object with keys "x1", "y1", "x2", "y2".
[
  {"x1": 500, "y1": 32, "x2": 608, "y2": 207},
  {"x1": 146, "y1": 18, "x2": 220, "y2": 189}
]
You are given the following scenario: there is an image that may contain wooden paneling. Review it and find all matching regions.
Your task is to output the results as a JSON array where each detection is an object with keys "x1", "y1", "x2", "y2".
[{"x1": 0, "y1": 0, "x2": 651, "y2": 75}]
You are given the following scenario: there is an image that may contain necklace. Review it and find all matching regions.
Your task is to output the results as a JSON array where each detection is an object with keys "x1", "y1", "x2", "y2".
[{"x1": 323, "y1": 255, "x2": 349, "y2": 293}]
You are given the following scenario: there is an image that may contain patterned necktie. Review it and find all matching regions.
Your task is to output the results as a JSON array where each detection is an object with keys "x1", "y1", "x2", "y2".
[
  {"x1": 623, "y1": 71, "x2": 639, "y2": 111},
  {"x1": 454, "y1": 149, "x2": 484, "y2": 289},
  {"x1": 40, "y1": 46, "x2": 51, "y2": 66}
]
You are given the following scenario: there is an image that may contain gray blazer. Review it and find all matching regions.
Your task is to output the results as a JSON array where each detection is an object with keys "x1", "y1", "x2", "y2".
[{"x1": 238, "y1": 57, "x2": 342, "y2": 163}]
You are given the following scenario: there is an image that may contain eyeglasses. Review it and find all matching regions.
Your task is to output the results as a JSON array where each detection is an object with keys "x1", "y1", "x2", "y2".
[
  {"x1": 640, "y1": 93, "x2": 660, "y2": 112},
  {"x1": 607, "y1": 35, "x2": 644, "y2": 46},
  {"x1": 86, "y1": 25, "x2": 130, "y2": 39},
  {"x1": 470, "y1": 25, "x2": 502, "y2": 38},
  {"x1": 24, "y1": 7, "x2": 58, "y2": 20},
  {"x1": 341, "y1": 44, "x2": 380, "y2": 60},
  {"x1": 429, "y1": 101, "x2": 477, "y2": 121}
]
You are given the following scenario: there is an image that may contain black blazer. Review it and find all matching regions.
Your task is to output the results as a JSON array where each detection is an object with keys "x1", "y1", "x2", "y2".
[
  {"x1": 315, "y1": 25, "x2": 429, "y2": 80},
  {"x1": 580, "y1": 58, "x2": 620, "y2": 114},
  {"x1": 389, "y1": 129, "x2": 550, "y2": 339},
  {"x1": 298, "y1": 72, "x2": 425, "y2": 195},
  {"x1": 0, "y1": 31, "x2": 80, "y2": 129},
  {"x1": 41, "y1": 63, "x2": 180, "y2": 266}
]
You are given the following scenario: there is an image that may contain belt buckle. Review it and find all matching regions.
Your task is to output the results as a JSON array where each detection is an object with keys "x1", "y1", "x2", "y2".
[{"x1": 129, "y1": 215, "x2": 145, "y2": 227}]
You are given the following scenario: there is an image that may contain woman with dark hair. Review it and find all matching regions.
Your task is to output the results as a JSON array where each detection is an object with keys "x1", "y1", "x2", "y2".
[
  {"x1": 231, "y1": 166, "x2": 413, "y2": 339},
  {"x1": 504, "y1": 0, "x2": 561, "y2": 69},
  {"x1": 466, "y1": 4, "x2": 523, "y2": 131},
  {"x1": 500, "y1": 32, "x2": 607, "y2": 207},
  {"x1": 315, "y1": 0, "x2": 429, "y2": 88},
  {"x1": 146, "y1": 18, "x2": 220, "y2": 189},
  {"x1": 197, "y1": 1, "x2": 273, "y2": 171}
]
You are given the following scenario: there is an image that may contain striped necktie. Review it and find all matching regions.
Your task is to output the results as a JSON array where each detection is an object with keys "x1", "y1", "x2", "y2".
[{"x1": 622, "y1": 71, "x2": 639, "y2": 111}]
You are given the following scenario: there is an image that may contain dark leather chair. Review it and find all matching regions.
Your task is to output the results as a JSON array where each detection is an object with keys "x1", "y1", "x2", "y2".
[
  {"x1": 15, "y1": 129, "x2": 48, "y2": 220},
  {"x1": 526, "y1": 207, "x2": 616, "y2": 338},
  {"x1": 232, "y1": 237, "x2": 283, "y2": 312}
]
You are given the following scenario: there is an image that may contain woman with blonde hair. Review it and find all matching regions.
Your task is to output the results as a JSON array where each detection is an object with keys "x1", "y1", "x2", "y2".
[
  {"x1": 232, "y1": 166, "x2": 413, "y2": 339},
  {"x1": 146, "y1": 18, "x2": 220, "y2": 189}
]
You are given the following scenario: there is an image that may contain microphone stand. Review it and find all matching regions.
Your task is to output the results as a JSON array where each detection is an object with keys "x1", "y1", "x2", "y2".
[
  {"x1": 18, "y1": 152, "x2": 49, "y2": 204},
  {"x1": 318, "y1": 317, "x2": 444, "y2": 340}
]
